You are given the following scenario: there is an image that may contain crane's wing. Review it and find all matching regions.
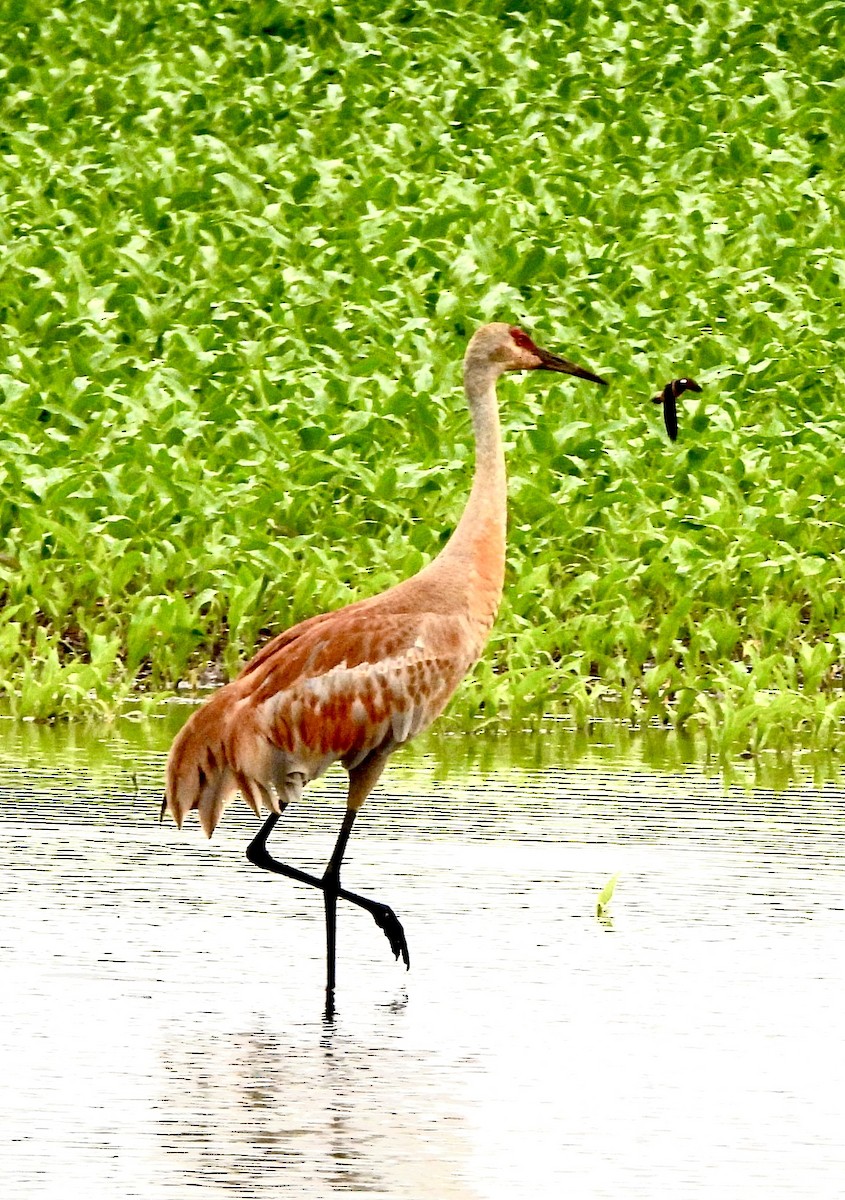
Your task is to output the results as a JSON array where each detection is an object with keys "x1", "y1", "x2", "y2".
[
  {"x1": 249, "y1": 606, "x2": 476, "y2": 761},
  {"x1": 165, "y1": 604, "x2": 478, "y2": 836}
]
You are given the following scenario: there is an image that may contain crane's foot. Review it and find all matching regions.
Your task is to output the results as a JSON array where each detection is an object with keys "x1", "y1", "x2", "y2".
[
  {"x1": 368, "y1": 901, "x2": 410, "y2": 969},
  {"x1": 247, "y1": 813, "x2": 410, "y2": 970},
  {"x1": 332, "y1": 885, "x2": 409, "y2": 969}
]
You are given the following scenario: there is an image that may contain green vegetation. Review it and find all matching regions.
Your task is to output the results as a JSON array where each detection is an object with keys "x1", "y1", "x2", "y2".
[{"x1": 1, "y1": 0, "x2": 845, "y2": 753}]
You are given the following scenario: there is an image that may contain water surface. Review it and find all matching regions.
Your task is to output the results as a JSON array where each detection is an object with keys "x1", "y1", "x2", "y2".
[{"x1": 2, "y1": 718, "x2": 844, "y2": 1198}]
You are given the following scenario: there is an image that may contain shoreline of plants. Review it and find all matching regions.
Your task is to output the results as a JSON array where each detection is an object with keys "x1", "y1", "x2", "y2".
[{"x1": 5, "y1": 647, "x2": 845, "y2": 767}]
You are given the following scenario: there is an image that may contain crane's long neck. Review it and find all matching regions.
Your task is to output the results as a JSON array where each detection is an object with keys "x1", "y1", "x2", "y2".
[{"x1": 434, "y1": 362, "x2": 507, "y2": 627}]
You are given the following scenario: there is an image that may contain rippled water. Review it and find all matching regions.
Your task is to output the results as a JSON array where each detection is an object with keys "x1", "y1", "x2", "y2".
[{"x1": 2, "y1": 715, "x2": 845, "y2": 1198}]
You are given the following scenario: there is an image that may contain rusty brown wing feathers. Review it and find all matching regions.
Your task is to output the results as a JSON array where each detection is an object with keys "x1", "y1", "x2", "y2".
[{"x1": 165, "y1": 602, "x2": 475, "y2": 836}]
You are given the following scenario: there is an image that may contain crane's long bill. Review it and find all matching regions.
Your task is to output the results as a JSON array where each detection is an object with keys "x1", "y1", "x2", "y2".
[{"x1": 536, "y1": 347, "x2": 608, "y2": 387}]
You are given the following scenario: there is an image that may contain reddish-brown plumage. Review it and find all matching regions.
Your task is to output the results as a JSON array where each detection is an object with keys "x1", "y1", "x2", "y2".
[{"x1": 164, "y1": 323, "x2": 606, "y2": 839}]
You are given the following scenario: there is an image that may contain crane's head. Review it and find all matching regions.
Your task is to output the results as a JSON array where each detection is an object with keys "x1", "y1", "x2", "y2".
[{"x1": 465, "y1": 322, "x2": 607, "y2": 387}]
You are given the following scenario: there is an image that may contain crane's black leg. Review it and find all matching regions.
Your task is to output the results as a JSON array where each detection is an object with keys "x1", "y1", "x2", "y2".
[
  {"x1": 245, "y1": 807, "x2": 410, "y2": 1012},
  {"x1": 323, "y1": 807, "x2": 356, "y2": 1019}
]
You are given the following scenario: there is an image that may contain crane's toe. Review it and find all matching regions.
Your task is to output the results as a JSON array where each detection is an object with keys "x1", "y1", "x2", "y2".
[{"x1": 370, "y1": 902, "x2": 410, "y2": 969}]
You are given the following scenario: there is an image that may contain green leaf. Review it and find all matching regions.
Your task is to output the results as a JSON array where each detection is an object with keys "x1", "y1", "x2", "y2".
[{"x1": 596, "y1": 874, "x2": 619, "y2": 918}]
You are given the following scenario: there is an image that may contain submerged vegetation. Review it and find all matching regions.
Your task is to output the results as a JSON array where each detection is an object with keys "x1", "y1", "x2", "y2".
[{"x1": 1, "y1": 0, "x2": 845, "y2": 752}]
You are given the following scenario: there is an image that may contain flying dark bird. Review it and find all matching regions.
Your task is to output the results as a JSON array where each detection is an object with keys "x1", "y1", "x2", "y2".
[
  {"x1": 163, "y1": 322, "x2": 608, "y2": 1018},
  {"x1": 651, "y1": 377, "x2": 702, "y2": 441}
]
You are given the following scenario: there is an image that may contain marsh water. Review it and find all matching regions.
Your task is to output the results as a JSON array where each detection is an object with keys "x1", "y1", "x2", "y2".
[{"x1": 2, "y1": 713, "x2": 845, "y2": 1199}]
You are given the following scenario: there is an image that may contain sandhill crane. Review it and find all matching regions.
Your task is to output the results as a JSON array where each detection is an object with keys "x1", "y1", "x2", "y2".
[{"x1": 163, "y1": 323, "x2": 607, "y2": 1017}]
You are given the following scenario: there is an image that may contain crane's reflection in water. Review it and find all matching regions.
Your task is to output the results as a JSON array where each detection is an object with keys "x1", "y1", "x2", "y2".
[
  {"x1": 157, "y1": 1020, "x2": 476, "y2": 1198},
  {"x1": 2, "y1": 718, "x2": 845, "y2": 1198}
]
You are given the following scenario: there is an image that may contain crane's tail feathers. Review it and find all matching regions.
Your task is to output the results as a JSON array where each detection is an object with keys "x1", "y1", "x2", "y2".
[
  {"x1": 234, "y1": 770, "x2": 267, "y2": 820},
  {"x1": 163, "y1": 695, "x2": 282, "y2": 837},
  {"x1": 165, "y1": 751, "x2": 249, "y2": 838}
]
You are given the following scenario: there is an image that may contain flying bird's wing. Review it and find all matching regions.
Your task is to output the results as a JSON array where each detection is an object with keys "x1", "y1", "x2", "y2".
[
  {"x1": 662, "y1": 384, "x2": 678, "y2": 441},
  {"x1": 651, "y1": 377, "x2": 702, "y2": 441}
]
